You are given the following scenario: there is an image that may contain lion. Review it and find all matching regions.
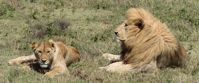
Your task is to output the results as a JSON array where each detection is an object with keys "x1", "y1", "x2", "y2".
[
  {"x1": 8, "y1": 39, "x2": 80, "y2": 78},
  {"x1": 100, "y1": 8, "x2": 187, "y2": 74}
]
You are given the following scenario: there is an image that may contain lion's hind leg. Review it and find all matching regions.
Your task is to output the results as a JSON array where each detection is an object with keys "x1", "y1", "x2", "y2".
[
  {"x1": 139, "y1": 61, "x2": 159, "y2": 74},
  {"x1": 99, "y1": 61, "x2": 132, "y2": 73},
  {"x1": 8, "y1": 54, "x2": 36, "y2": 65}
]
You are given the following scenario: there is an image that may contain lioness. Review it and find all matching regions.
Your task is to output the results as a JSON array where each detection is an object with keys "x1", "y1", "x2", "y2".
[{"x1": 8, "y1": 39, "x2": 80, "y2": 78}]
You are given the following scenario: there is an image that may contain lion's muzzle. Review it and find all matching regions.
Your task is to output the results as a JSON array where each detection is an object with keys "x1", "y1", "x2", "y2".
[{"x1": 38, "y1": 59, "x2": 51, "y2": 68}]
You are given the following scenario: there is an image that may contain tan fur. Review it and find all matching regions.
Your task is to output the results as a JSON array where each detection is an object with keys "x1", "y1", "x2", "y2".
[
  {"x1": 100, "y1": 8, "x2": 187, "y2": 73},
  {"x1": 8, "y1": 39, "x2": 80, "y2": 78}
]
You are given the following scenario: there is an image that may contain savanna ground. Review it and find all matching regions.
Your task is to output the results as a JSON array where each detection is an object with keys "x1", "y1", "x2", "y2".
[{"x1": 0, "y1": 0, "x2": 198, "y2": 83}]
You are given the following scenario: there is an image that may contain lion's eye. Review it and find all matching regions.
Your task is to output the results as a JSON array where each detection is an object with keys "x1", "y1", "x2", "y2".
[
  {"x1": 37, "y1": 51, "x2": 42, "y2": 54},
  {"x1": 124, "y1": 23, "x2": 128, "y2": 27},
  {"x1": 47, "y1": 51, "x2": 50, "y2": 53}
]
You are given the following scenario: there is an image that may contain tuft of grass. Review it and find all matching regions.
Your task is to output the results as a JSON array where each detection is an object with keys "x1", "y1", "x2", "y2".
[{"x1": 0, "y1": 2, "x2": 15, "y2": 18}]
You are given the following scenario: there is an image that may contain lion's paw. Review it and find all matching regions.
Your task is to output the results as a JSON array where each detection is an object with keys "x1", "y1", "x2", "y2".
[
  {"x1": 44, "y1": 72, "x2": 55, "y2": 78},
  {"x1": 99, "y1": 66, "x2": 107, "y2": 70},
  {"x1": 102, "y1": 53, "x2": 120, "y2": 61},
  {"x1": 8, "y1": 59, "x2": 21, "y2": 65}
]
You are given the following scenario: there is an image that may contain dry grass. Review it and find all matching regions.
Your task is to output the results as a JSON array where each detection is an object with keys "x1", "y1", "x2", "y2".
[{"x1": 0, "y1": 0, "x2": 199, "y2": 83}]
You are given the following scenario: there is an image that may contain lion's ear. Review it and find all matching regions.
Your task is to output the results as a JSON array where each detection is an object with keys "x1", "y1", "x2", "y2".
[
  {"x1": 31, "y1": 42, "x2": 37, "y2": 50},
  {"x1": 134, "y1": 18, "x2": 144, "y2": 29},
  {"x1": 49, "y1": 39, "x2": 55, "y2": 48}
]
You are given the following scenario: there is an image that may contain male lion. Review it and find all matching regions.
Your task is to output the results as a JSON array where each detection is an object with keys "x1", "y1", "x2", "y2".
[
  {"x1": 100, "y1": 8, "x2": 187, "y2": 73},
  {"x1": 8, "y1": 39, "x2": 80, "y2": 78}
]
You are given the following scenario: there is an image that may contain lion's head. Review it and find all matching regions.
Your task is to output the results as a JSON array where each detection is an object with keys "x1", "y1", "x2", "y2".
[
  {"x1": 114, "y1": 8, "x2": 154, "y2": 43},
  {"x1": 114, "y1": 19, "x2": 144, "y2": 41},
  {"x1": 31, "y1": 40, "x2": 56, "y2": 68}
]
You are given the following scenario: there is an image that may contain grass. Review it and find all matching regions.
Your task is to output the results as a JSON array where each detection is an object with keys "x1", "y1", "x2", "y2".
[{"x1": 0, "y1": 0, "x2": 198, "y2": 83}]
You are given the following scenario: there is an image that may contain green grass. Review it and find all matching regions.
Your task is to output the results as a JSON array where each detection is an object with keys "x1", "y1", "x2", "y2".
[{"x1": 0, "y1": 0, "x2": 199, "y2": 83}]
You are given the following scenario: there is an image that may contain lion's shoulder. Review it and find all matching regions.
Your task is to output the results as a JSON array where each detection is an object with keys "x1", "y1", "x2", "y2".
[{"x1": 50, "y1": 40, "x2": 80, "y2": 65}]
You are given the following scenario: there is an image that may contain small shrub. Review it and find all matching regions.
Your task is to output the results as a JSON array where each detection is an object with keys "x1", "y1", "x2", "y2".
[{"x1": 28, "y1": 19, "x2": 70, "y2": 39}]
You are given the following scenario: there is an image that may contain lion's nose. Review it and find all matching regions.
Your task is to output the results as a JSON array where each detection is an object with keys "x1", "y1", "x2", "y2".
[
  {"x1": 114, "y1": 32, "x2": 118, "y2": 36},
  {"x1": 41, "y1": 59, "x2": 47, "y2": 63}
]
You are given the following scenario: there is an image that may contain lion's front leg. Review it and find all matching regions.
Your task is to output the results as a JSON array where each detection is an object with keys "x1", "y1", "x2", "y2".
[
  {"x1": 102, "y1": 53, "x2": 120, "y2": 62},
  {"x1": 44, "y1": 64, "x2": 69, "y2": 78},
  {"x1": 8, "y1": 54, "x2": 36, "y2": 65},
  {"x1": 100, "y1": 61, "x2": 159, "y2": 74}
]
